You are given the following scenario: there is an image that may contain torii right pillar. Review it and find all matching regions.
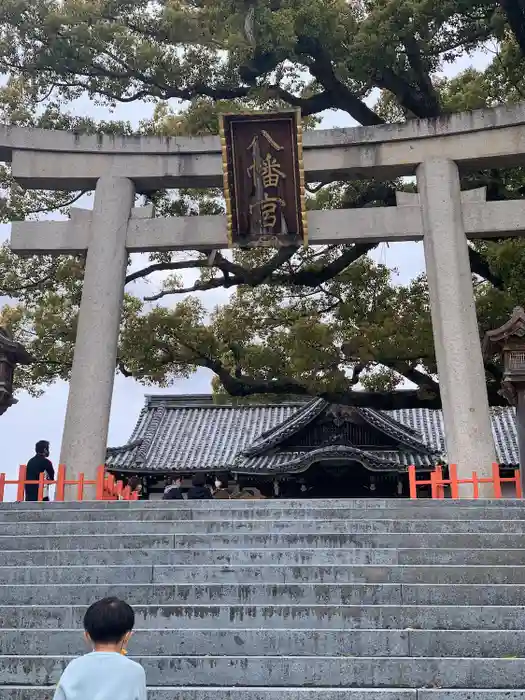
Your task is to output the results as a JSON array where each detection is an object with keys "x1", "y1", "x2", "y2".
[{"x1": 417, "y1": 158, "x2": 497, "y2": 497}]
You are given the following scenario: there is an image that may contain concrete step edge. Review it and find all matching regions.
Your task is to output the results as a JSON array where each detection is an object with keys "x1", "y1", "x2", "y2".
[
  {"x1": 2, "y1": 498, "x2": 523, "y2": 510},
  {"x1": 1, "y1": 547, "x2": 521, "y2": 553},
  {"x1": 0, "y1": 582, "x2": 520, "y2": 587},
  {"x1": 0, "y1": 603, "x2": 523, "y2": 609},
  {"x1": 2, "y1": 655, "x2": 525, "y2": 660},
  {"x1": 0, "y1": 563, "x2": 518, "y2": 568},
  {"x1": 1, "y1": 689, "x2": 524, "y2": 700},
  {"x1": 5, "y1": 518, "x2": 524, "y2": 523},
  {"x1": 1, "y1": 688, "x2": 524, "y2": 698}
]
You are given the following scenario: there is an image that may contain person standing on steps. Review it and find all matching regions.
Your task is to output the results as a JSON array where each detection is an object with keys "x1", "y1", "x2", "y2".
[{"x1": 25, "y1": 440, "x2": 54, "y2": 502}]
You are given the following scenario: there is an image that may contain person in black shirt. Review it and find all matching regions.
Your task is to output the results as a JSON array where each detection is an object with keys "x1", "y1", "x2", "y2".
[
  {"x1": 25, "y1": 440, "x2": 55, "y2": 502},
  {"x1": 163, "y1": 477, "x2": 184, "y2": 500},
  {"x1": 186, "y1": 474, "x2": 213, "y2": 500}
]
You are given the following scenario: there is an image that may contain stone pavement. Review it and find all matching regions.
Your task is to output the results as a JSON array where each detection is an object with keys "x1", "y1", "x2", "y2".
[{"x1": 0, "y1": 499, "x2": 525, "y2": 699}]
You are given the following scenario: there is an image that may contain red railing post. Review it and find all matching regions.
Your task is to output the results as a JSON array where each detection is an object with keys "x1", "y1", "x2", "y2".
[
  {"x1": 472, "y1": 471, "x2": 479, "y2": 499},
  {"x1": 516, "y1": 469, "x2": 523, "y2": 499},
  {"x1": 16, "y1": 465, "x2": 27, "y2": 502},
  {"x1": 95, "y1": 465, "x2": 106, "y2": 501},
  {"x1": 430, "y1": 469, "x2": 438, "y2": 499},
  {"x1": 106, "y1": 474, "x2": 116, "y2": 500},
  {"x1": 435, "y1": 466, "x2": 442, "y2": 499},
  {"x1": 77, "y1": 473, "x2": 85, "y2": 501},
  {"x1": 492, "y1": 462, "x2": 502, "y2": 498},
  {"x1": 408, "y1": 465, "x2": 417, "y2": 499},
  {"x1": 55, "y1": 465, "x2": 66, "y2": 502},
  {"x1": 432, "y1": 466, "x2": 445, "y2": 499},
  {"x1": 449, "y1": 463, "x2": 459, "y2": 499},
  {"x1": 37, "y1": 471, "x2": 45, "y2": 502},
  {"x1": 0, "y1": 473, "x2": 5, "y2": 502}
]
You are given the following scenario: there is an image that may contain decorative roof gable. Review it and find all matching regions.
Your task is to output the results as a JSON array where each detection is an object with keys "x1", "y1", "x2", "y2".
[{"x1": 243, "y1": 399, "x2": 436, "y2": 458}]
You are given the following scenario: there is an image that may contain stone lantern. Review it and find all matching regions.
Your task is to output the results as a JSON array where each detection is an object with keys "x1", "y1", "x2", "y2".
[
  {"x1": 0, "y1": 327, "x2": 32, "y2": 416},
  {"x1": 483, "y1": 307, "x2": 525, "y2": 493}
]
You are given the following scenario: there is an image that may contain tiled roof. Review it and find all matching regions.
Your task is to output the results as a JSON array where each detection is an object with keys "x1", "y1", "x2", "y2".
[
  {"x1": 107, "y1": 398, "x2": 302, "y2": 473},
  {"x1": 389, "y1": 406, "x2": 519, "y2": 466},
  {"x1": 106, "y1": 395, "x2": 519, "y2": 473}
]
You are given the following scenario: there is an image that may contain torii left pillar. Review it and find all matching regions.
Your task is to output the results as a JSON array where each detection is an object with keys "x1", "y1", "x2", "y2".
[{"x1": 60, "y1": 176, "x2": 135, "y2": 499}]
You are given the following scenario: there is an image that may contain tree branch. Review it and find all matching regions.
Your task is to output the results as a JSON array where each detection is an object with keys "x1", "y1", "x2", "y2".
[
  {"x1": 468, "y1": 246, "x2": 505, "y2": 290},
  {"x1": 266, "y1": 86, "x2": 338, "y2": 116},
  {"x1": 300, "y1": 39, "x2": 385, "y2": 125},
  {"x1": 402, "y1": 34, "x2": 441, "y2": 115},
  {"x1": 383, "y1": 361, "x2": 440, "y2": 396},
  {"x1": 117, "y1": 360, "x2": 133, "y2": 378},
  {"x1": 271, "y1": 243, "x2": 377, "y2": 286},
  {"x1": 0, "y1": 269, "x2": 58, "y2": 295},
  {"x1": 145, "y1": 275, "x2": 231, "y2": 300},
  {"x1": 144, "y1": 243, "x2": 375, "y2": 301},
  {"x1": 21, "y1": 190, "x2": 86, "y2": 217},
  {"x1": 375, "y1": 66, "x2": 441, "y2": 119},
  {"x1": 179, "y1": 346, "x2": 508, "y2": 409},
  {"x1": 125, "y1": 259, "x2": 207, "y2": 284}
]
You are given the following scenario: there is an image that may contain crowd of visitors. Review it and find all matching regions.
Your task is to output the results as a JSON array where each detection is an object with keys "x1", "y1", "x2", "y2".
[
  {"x1": 162, "y1": 474, "x2": 233, "y2": 500},
  {"x1": 23, "y1": 440, "x2": 265, "y2": 502}
]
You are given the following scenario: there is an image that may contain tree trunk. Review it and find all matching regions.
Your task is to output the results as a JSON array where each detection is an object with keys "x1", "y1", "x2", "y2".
[{"x1": 500, "y1": 0, "x2": 525, "y2": 57}]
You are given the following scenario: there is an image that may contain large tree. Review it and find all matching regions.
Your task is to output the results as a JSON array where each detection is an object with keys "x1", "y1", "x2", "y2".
[{"x1": 0, "y1": 0, "x2": 524, "y2": 408}]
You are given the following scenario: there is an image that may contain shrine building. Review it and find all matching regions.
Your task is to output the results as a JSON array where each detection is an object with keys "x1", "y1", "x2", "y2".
[{"x1": 105, "y1": 395, "x2": 519, "y2": 499}]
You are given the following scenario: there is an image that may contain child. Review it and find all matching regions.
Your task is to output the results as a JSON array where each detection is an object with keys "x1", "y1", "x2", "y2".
[{"x1": 53, "y1": 597, "x2": 147, "y2": 700}]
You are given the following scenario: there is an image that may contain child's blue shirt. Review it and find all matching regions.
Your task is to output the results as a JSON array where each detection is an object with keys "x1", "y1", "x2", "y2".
[{"x1": 53, "y1": 651, "x2": 147, "y2": 700}]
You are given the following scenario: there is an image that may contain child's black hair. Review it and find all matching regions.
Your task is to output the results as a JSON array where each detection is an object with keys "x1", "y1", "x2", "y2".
[{"x1": 84, "y1": 597, "x2": 135, "y2": 644}]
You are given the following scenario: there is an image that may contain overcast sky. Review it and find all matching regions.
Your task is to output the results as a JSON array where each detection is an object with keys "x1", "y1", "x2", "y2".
[{"x1": 0, "y1": 49, "x2": 492, "y2": 486}]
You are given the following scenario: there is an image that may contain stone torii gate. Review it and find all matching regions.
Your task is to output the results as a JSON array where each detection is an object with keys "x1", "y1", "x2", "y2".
[{"x1": 7, "y1": 102, "x2": 525, "y2": 497}]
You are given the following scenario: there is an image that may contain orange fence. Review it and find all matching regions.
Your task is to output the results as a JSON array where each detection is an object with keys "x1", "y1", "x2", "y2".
[
  {"x1": 408, "y1": 463, "x2": 522, "y2": 499},
  {"x1": 0, "y1": 465, "x2": 139, "y2": 502}
]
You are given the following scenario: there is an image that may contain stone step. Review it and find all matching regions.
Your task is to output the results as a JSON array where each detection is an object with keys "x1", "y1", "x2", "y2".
[
  {"x1": 1, "y1": 655, "x2": 525, "y2": 688},
  {"x1": 2, "y1": 507, "x2": 525, "y2": 522},
  {"x1": 2, "y1": 690, "x2": 525, "y2": 700},
  {"x1": 0, "y1": 547, "x2": 522, "y2": 567},
  {"x1": 0, "y1": 628, "x2": 407, "y2": 656},
  {"x1": 0, "y1": 582, "x2": 403, "y2": 605},
  {"x1": 0, "y1": 564, "x2": 523, "y2": 585},
  {"x1": 5, "y1": 689, "x2": 525, "y2": 700},
  {"x1": 3, "y1": 690, "x2": 525, "y2": 700},
  {"x1": 0, "y1": 499, "x2": 522, "y2": 696},
  {"x1": 0, "y1": 582, "x2": 524, "y2": 605},
  {"x1": 3, "y1": 519, "x2": 525, "y2": 535},
  {"x1": 4, "y1": 498, "x2": 525, "y2": 510},
  {"x1": 0, "y1": 689, "x2": 418, "y2": 700},
  {"x1": 2, "y1": 532, "x2": 525, "y2": 550},
  {"x1": 1, "y1": 604, "x2": 524, "y2": 631},
  {"x1": 0, "y1": 548, "x2": 399, "y2": 567},
  {"x1": 2, "y1": 628, "x2": 525, "y2": 657}
]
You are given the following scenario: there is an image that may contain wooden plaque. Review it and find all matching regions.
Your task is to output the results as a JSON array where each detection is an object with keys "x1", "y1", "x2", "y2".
[{"x1": 219, "y1": 110, "x2": 307, "y2": 248}]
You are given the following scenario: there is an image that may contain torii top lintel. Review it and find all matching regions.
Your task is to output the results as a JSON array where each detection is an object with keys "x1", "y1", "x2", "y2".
[{"x1": 3, "y1": 102, "x2": 525, "y2": 191}]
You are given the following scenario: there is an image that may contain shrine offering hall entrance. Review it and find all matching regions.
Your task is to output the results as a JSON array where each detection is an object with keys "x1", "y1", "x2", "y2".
[{"x1": 281, "y1": 462, "x2": 405, "y2": 499}]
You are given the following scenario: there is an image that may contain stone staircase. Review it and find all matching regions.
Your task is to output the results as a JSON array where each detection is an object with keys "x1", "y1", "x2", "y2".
[{"x1": 1, "y1": 498, "x2": 525, "y2": 699}]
